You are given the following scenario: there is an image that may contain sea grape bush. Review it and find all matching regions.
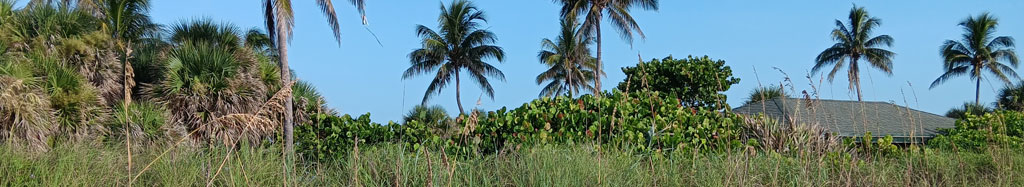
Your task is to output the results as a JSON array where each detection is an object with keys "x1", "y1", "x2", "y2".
[
  {"x1": 930, "y1": 110, "x2": 1024, "y2": 151},
  {"x1": 455, "y1": 90, "x2": 745, "y2": 153},
  {"x1": 296, "y1": 90, "x2": 747, "y2": 161},
  {"x1": 295, "y1": 113, "x2": 397, "y2": 161},
  {"x1": 617, "y1": 55, "x2": 740, "y2": 110}
]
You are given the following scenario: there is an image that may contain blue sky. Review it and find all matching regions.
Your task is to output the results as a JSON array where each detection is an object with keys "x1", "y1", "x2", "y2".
[{"x1": 140, "y1": 0, "x2": 1023, "y2": 122}]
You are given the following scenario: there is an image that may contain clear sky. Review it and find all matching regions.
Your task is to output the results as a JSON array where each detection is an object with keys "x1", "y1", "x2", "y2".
[{"x1": 140, "y1": 0, "x2": 1022, "y2": 122}]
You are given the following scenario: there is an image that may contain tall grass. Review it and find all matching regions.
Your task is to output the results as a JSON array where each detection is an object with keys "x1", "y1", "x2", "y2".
[{"x1": 2, "y1": 143, "x2": 1020, "y2": 186}]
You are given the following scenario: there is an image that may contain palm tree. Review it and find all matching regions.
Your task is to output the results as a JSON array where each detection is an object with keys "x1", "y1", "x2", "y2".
[
  {"x1": 261, "y1": 0, "x2": 366, "y2": 154},
  {"x1": 813, "y1": 5, "x2": 896, "y2": 101},
  {"x1": 745, "y1": 85, "x2": 787, "y2": 104},
  {"x1": 403, "y1": 105, "x2": 450, "y2": 128},
  {"x1": 555, "y1": 0, "x2": 658, "y2": 94},
  {"x1": 945, "y1": 102, "x2": 993, "y2": 119},
  {"x1": 930, "y1": 13, "x2": 1020, "y2": 104},
  {"x1": 537, "y1": 16, "x2": 596, "y2": 98},
  {"x1": 996, "y1": 82, "x2": 1024, "y2": 111},
  {"x1": 403, "y1": 0, "x2": 506, "y2": 114}
]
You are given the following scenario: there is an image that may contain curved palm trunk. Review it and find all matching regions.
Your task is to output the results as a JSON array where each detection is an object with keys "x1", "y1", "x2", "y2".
[
  {"x1": 278, "y1": 31, "x2": 295, "y2": 157},
  {"x1": 594, "y1": 22, "x2": 603, "y2": 95},
  {"x1": 455, "y1": 70, "x2": 465, "y2": 114}
]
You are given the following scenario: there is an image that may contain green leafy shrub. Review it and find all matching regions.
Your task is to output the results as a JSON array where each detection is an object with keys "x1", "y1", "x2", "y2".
[
  {"x1": 295, "y1": 113, "x2": 397, "y2": 162},
  {"x1": 930, "y1": 110, "x2": 1024, "y2": 151},
  {"x1": 616, "y1": 55, "x2": 740, "y2": 110},
  {"x1": 297, "y1": 90, "x2": 747, "y2": 161},
  {"x1": 455, "y1": 90, "x2": 745, "y2": 153}
]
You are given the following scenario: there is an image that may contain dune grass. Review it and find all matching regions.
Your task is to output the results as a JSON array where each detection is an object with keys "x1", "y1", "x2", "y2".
[{"x1": 1, "y1": 143, "x2": 1021, "y2": 186}]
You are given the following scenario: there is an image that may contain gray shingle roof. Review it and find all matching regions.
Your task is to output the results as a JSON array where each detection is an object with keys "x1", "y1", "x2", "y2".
[{"x1": 733, "y1": 98, "x2": 955, "y2": 142}]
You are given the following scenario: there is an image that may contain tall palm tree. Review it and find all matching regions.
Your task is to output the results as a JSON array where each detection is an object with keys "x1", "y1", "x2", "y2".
[
  {"x1": 403, "y1": 0, "x2": 506, "y2": 114},
  {"x1": 555, "y1": 0, "x2": 658, "y2": 94},
  {"x1": 930, "y1": 13, "x2": 1020, "y2": 104},
  {"x1": 261, "y1": 0, "x2": 366, "y2": 153},
  {"x1": 537, "y1": 16, "x2": 596, "y2": 98},
  {"x1": 813, "y1": 5, "x2": 895, "y2": 102}
]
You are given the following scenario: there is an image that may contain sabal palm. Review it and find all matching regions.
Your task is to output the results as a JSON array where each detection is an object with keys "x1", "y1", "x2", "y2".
[
  {"x1": 930, "y1": 13, "x2": 1020, "y2": 104},
  {"x1": 403, "y1": 0, "x2": 506, "y2": 114},
  {"x1": 997, "y1": 82, "x2": 1024, "y2": 111},
  {"x1": 555, "y1": 0, "x2": 658, "y2": 94},
  {"x1": 537, "y1": 17, "x2": 596, "y2": 98},
  {"x1": 262, "y1": 0, "x2": 365, "y2": 153},
  {"x1": 813, "y1": 5, "x2": 895, "y2": 102}
]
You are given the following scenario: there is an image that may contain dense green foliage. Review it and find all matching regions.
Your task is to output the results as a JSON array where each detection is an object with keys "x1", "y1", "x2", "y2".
[
  {"x1": 931, "y1": 110, "x2": 1024, "y2": 151},
  {"x1": 617, "y1": 55, "x2": 740, "y2": 110},
  {"x1": 296, "y1": 90, "x2": 745, "y2": 161}
]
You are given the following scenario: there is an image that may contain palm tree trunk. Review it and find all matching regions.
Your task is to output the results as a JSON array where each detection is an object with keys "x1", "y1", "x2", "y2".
[
  {"x1": 455, "y1": 70, "x2": 465, "y2": 114},
  {"x1": 852, "y1": 58, "x2": 862, "y2": 101},
  {"x1": 567, "y1": 67, "x2": 574, "y2": 98},
  {"x1": 594, "y1": 21, "x2": 603, "y2": 95},
  {"x1": 278, "y1": 30, "x2": 295, "y2": 159},
  {"x1": 976, "y1": 78, "x2": 982, "y2": 104}
]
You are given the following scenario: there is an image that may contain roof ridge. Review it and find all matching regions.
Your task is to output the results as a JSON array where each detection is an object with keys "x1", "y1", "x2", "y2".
[{"x1": 749, "y1": 98, "x2": 951, "y2": 119}]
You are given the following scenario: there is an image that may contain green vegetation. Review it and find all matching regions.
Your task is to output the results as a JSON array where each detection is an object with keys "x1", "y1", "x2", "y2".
[
  {"x1": 946, "y1": 102, "x2": 994, "y2": 119},
  {"x1": 2, "y1": 144, "x2": 1022, "y2": 186},
  {"x1": 998, "y1": 82, "x2": 1024, "y2": 111},
  {"x1": 931, "y1": 110, "x2": 1024, "y2": 151},
  {"x1": 2, "y1": 0, "x2": 1024, "y2": 186},
  {"x1": 745, "y1": 85, "x2": 787, "y2": 104},
  {"x1": 618, "y1": 55, "x2": 740, "y2": 110}
]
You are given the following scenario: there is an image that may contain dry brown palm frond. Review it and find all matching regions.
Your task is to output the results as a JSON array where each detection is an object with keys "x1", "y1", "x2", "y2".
[
  {"x1": 142, "y1": 46, "x2": 272, "y2": 145},
  {"x1": 0, "y1": 76, "x2": 56, "y2": 151},
  {"x1": 256, "y1": 80, "x2": 293, "y2": 122},
  {"x1": 59, "y1": 32, "x2": 134, "y2": 106},
  {"x1": 205, "y1": 113, "x2": 275, "y2": 147}
]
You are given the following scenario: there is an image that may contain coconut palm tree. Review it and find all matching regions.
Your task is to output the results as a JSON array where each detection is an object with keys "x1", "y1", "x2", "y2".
[
  {"x1": 813, "y1": 5, "x2": 895, "y2": 102},
  {"x1": 403, "y1": 0, "x2": 506, "y2": 115},
  {"x1": 537, "y1": 16, "x2": 596, "y2": 98},
  {"x1": 555, "y1": 0, "x2": 658, "y2": 94},
  {"x1": 261, "y1": 0, "x2": 366, "y2": 154},
  {"x1": 930, "y1": 13, "x2": 1020, "y2": 104}
]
